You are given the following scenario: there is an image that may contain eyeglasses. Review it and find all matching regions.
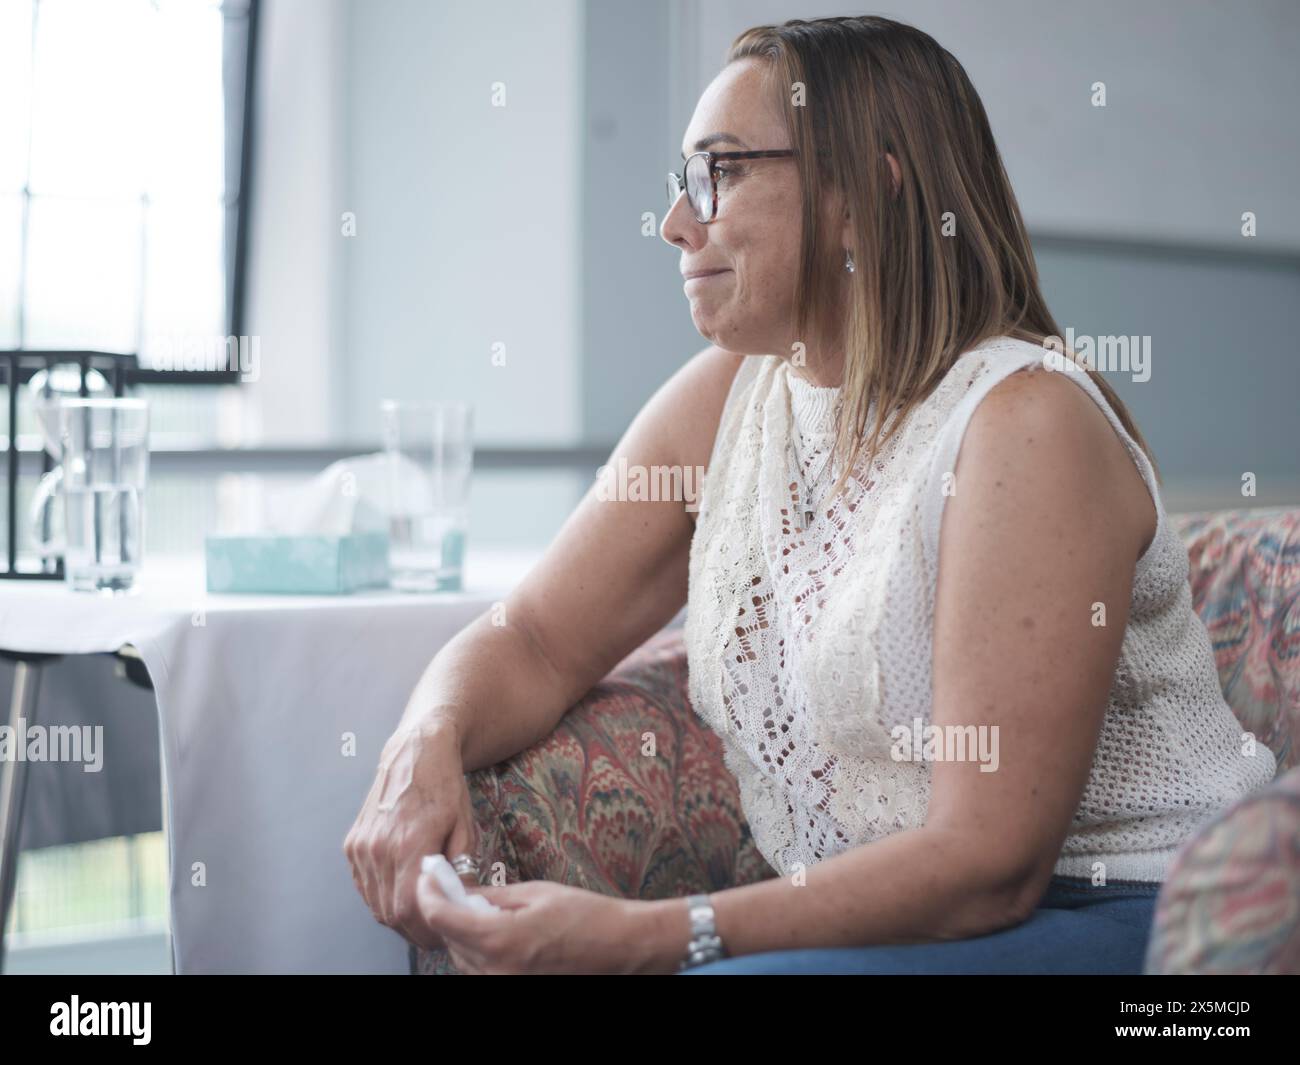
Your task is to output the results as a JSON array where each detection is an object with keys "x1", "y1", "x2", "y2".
[{"x1": 666, "y1": 150, "x2": 796, "y2": 224}]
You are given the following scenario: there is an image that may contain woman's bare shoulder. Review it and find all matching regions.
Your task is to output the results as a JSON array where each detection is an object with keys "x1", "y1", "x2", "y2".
[{"x1": 959, "y1": 365, "x2": 1157, "y2": 566}]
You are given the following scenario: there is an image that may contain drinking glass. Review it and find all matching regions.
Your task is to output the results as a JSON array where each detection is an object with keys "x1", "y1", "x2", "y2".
[
  {"x1": 380, "y1": 400, "x2": 473, "y2": 592},
  {"x1": 31, "y1": 397, "x2": 150, "y2": 593}
]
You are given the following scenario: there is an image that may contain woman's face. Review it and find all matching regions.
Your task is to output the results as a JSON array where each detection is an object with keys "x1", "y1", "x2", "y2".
[{"x1": 661, "y1": 59, "x2": 826, "y2": 358}]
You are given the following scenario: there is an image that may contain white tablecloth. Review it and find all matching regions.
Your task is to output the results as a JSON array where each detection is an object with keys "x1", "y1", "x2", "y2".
[{"x1": 0, "y1": 549, "x2": 539, "y2": 973}]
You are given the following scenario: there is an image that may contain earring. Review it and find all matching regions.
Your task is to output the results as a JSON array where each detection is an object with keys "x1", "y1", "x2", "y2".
[{"x1": 844, "y1": 249, "x2": 855, "y2": 273}]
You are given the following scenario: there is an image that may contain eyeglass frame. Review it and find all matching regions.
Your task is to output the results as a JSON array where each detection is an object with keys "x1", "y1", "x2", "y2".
[{"x1": 666, "y1": 149, "x2": 798, "y2": 224}]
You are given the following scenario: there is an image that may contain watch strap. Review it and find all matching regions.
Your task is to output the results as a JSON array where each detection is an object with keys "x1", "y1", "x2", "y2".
[{"x1": 678, "y1": 892, "x2": 726, "y2": 971}]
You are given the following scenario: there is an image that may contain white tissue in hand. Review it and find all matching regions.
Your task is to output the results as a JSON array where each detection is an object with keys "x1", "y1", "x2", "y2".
[
  {"x1": 421, "y1": 853, "x2": 500, "y2": 912},
  {"x1": 265, "y1": 452, "x2": 431, "y2": 536}
]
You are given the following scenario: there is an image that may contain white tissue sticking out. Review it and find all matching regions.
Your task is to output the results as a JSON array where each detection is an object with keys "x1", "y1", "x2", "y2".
[
  {"x1": 265, "y1": 452, "x2": 432, "y2": 536},
  {"x1": 421, "y1": 854, "x2": 500, "y2": 912}
]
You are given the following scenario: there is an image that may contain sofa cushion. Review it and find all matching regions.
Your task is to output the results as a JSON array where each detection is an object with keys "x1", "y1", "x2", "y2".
[
  {"x1": 1170, "y1": 507, "x2": 1300, "y2": 771},
  {"x1": 1145, "y1": 507, "x2": 1300, "y2": 974}
]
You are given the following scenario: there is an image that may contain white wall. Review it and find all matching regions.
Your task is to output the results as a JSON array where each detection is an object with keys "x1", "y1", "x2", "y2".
[
  {"x1": 340, "y1": 0, "x2": 584, "y2": 447},
  {"x1": 241, "y1": 0, "x2": 584, "y2": 451},
  {"x1": 241, "y1": 0, "x2": 346, "y2": 446}
]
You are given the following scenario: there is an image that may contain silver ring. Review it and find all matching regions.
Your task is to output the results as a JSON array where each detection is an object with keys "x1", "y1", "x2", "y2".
[{"x1": 450, "y1": 853, "x2": 480, "y2": 877}]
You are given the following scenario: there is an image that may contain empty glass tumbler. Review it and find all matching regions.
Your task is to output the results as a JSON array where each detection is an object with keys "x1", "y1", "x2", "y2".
[{"x1": 380, "y1": 400, "x2": 473, "y2": 592}]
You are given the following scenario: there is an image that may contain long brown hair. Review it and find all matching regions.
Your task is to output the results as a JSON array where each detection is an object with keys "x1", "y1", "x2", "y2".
[{"x1": 726, "y1": 15, "x2": 1158, "y2": 499}]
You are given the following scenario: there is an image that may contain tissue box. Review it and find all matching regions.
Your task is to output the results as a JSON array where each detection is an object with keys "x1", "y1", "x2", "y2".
[{"x1": 205, "y1": 532, "x2": 391, "y2": 594}]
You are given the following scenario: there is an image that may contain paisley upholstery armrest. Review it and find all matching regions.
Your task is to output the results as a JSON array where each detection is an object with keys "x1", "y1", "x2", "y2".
[
  {"x1": 411, "y1": 627, "x2": 778, "y2": 974},
  {"x1": 1144, "y1": 508, "x2": 1300, "y2": 973},
  {"x1": 1169, "y1": 507, "x2": 1300, "y2": 771},
  {"x1": 1144, "y1": 763, "x2": 1300, "y2": 974}
]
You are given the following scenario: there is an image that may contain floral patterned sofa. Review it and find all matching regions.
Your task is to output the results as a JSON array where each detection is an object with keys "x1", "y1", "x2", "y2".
[{"x1": 412, "y1": 507, "x2": 1300, "y2": 975}]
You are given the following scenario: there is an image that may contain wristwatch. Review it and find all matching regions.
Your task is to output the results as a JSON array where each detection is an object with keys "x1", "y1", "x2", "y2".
[{"x1": 678, "y1": 893, "x2": 727, "y2": 971}]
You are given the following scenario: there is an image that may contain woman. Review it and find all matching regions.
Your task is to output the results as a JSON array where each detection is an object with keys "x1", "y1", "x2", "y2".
[{"x1": 343, "y1": 15, "x2": 1275, "y2": 974}]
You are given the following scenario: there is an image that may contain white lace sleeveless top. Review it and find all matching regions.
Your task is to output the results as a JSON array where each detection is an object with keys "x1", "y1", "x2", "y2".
[{"x1": 685, "y1": 335, "x2": 1276, "y2": 883}]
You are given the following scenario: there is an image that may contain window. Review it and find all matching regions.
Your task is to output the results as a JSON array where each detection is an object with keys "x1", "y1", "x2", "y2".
[{"x1": 0, "y1": 0, "x2": 256, "y2": 376}]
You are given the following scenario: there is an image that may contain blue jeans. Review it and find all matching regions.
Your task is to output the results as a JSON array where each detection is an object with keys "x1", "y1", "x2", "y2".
[{"x1": 679, "y1": 875, "x2": 1162, "y2": 974}]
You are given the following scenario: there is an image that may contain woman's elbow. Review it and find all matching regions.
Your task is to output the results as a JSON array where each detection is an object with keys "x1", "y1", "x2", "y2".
[{"x1": 924, "y1": 829, "x2": 1053, "y2": 937}]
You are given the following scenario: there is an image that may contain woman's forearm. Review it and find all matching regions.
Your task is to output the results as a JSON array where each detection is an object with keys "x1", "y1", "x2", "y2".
[
  {"x1": 395, "y1": 610, "x2": 576, "y2": 773},
  {"x1": 632, "y1": 824, "x2": 1035, "y2": 972}
]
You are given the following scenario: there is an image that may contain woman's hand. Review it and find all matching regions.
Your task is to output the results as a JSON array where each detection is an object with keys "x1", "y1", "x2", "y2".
[
  {"x1": 416, "y1": 876, "x2": 683, "y2": 975},
  {"x1": 343, "y1": 718, "x2": 478, "y2": 951}
]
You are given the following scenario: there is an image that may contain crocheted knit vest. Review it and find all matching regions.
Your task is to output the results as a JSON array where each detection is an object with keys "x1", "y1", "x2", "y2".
[{"x1": 684, "y1": 335, "x2": 1276, "y2": 882}]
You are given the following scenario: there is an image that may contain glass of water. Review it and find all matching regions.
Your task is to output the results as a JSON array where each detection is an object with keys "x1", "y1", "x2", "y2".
[
  {"x1": 380, "y1": 400, "x2": 473, "y2": 592},
  {"x1": 31, "y1": 397, "x2": 150, "y2": 593}
]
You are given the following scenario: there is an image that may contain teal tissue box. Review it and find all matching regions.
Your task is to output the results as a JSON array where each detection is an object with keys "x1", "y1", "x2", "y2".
[{"x1": 205, "y1": 532, "x2": 391, "y2": 594}]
